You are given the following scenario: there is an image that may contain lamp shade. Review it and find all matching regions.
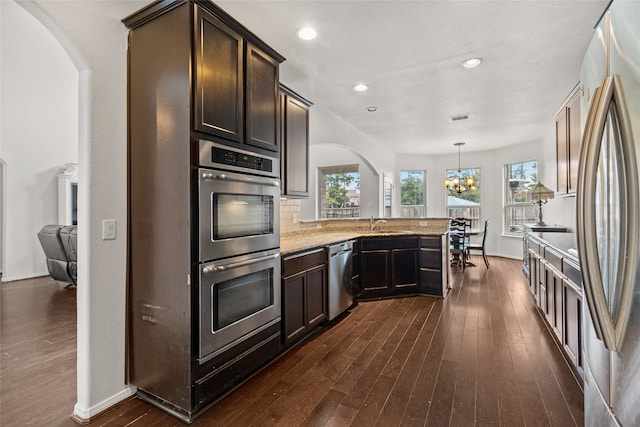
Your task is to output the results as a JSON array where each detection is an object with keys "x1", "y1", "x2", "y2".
[{"x1": 528, "y1": 182, "x2": 555, "y2": 202}]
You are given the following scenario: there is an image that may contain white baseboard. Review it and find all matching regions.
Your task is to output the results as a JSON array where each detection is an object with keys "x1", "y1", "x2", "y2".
[
  {"x1": 492, "y1": 252, "x2": 523, "y2": 261},
  {"x1": 72, "y1": 385, "x2": 137, "y2": 423},
  {"x1": 0, "y1": 272, "x2": 49, "y2": 283}
]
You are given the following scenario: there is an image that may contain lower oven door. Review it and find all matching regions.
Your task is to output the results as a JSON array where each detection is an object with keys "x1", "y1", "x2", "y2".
[
  {"x1": 199, "y1": 168, "x2": 280, "y2": 262},
  {"x1": 198, "y1": 249, "x2": 281, "y2": 363}
]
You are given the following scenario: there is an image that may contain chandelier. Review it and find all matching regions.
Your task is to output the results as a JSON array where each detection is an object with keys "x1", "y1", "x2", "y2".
[{"x1": 445, "y1": 142, "x2": 475, "y2": 193}]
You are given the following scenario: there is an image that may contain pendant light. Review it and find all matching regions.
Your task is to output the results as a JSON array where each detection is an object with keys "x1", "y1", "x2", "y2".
[{"x1": 445, "y1": 142, "x2": 475, "y2": 193}]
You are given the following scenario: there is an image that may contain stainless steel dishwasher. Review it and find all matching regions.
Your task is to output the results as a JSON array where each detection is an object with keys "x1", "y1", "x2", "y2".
[{"x1": 326, "y1": 240, "x2": 354, "y2": 320}]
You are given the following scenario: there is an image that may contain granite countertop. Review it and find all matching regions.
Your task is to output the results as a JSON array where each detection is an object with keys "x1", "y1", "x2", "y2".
[
  {"x1": 280, "y1": 229, "x2": 445, "y2": 255},
  {"x1": 529, "y1": 231, "x2": 579, "y2": 261}
]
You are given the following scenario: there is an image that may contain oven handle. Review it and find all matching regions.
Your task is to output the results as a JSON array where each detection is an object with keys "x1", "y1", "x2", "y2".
[
  {"x1": 201, "y1": 171, "x2": 280, "y2": 188},
  {"x1": 202, "y1": 253, "x2": 280, "y2": 274}
]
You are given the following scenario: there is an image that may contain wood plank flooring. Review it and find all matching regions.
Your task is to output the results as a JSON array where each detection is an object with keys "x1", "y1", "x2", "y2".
[{"x1": 0, "y1": 256, "x2": 584, "y2": 426}]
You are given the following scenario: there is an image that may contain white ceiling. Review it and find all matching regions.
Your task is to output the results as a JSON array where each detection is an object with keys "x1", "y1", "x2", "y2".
[{"x1": 109, "y1": 0, "x2": 608, "y2": 155}]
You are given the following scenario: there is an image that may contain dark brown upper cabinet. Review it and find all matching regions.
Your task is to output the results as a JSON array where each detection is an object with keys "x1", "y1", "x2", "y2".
[
  {"x1": 556, "y1": 86, "x2": 581, "y2": 194},
  {"x1": 193, "y1": 5, "x2": 284, "y2": 152},
  {"x1": 194, "y1": 7, "x2": 244, "y2": 143},
  {"x1": 246, "y1": 44, "x2": 280, "y2": 151},
  {"x1": 280, "y1": 84, "x2": 313, "y2": 197}
]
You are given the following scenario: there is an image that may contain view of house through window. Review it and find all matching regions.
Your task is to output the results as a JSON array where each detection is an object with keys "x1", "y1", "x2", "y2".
[
  {"x1": 505, "y1": 160, "x2": 538, "y2": 234},
  {"x1": 400, "y1": 170, "x2": 426, "y2": 217},
  {"x1": 319, "y1": 165, "x2": 360, "y2": 218},
  {"x1": 446, "y1": 168, "x2": 481, "y2": 229}
]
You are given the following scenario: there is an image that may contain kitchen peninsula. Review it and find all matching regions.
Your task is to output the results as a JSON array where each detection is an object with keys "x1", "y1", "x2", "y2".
[
  {"x1": 281, "y1": 217, "x2": 450, "y2": 253},
  {"x1": 281, "y1": 217, "x2": 451, "y2": 292}
]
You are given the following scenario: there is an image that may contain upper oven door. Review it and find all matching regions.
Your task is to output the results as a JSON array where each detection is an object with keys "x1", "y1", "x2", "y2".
[{"x1": 199, "y1": 168, "x2": 280, "y2": 262}]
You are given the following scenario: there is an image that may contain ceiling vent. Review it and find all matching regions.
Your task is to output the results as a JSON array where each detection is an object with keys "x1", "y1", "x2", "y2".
[{"x1": 449, "y1": 114, "x2": 471, "y2": 123}]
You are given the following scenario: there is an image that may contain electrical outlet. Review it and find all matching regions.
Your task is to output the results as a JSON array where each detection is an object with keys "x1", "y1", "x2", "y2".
[
  {"x1": 102, "y1": 219, "x2": 117, "y2": 240},
  {"x1": 292, "y1": 213, "x2": 298, "y2": 224}
]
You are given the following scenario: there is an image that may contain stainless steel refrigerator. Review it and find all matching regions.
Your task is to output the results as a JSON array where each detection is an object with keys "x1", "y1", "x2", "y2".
[{"x1": 577, "y1": 1, "x2": 640, "y2": 425}]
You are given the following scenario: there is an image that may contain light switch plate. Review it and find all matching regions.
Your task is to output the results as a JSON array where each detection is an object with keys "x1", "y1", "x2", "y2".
[{"x1": 103, "y1": 219, "x2": 116, "y2": 240}]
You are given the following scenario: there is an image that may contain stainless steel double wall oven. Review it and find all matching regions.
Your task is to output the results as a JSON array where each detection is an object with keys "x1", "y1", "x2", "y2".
[{"x1": 197, "y1": 140, "x2": 281, "y2": 363}]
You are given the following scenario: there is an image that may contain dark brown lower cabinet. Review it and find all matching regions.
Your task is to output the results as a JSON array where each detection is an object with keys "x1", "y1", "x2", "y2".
[
  {"x1": 563, "y1": 258, "x2": 583, "y2": 374},
  {"x1": 419, "y1": 235, "x2": 447, "y2": 296},
  {"x1": 524, "y1": 231, "x2": 583, "y2": 382},
  {"x1": 359, "y1": 236, "x2": 418, "y2": 299},
  {"x1": 282, "y1": 248, "x2": 326, "y2": 346}
]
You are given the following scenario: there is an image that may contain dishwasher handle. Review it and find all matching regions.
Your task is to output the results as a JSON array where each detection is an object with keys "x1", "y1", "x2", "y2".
[
  {"x1": 331, "y1": 249, "x2": 352, "y2": 258},
  {"x1": 327, "y1": 240, "x2": 355, "y2": 257}
]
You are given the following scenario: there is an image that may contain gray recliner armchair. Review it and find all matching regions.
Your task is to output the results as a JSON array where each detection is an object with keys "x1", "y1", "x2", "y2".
[{"x1": 37, "y1": 224, "x2": 78, "y2": 286}]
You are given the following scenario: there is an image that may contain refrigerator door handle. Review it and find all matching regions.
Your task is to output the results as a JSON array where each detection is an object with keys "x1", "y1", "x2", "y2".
[{"x1": 577, "y1": 74, "x2": 639, "y2": 352}]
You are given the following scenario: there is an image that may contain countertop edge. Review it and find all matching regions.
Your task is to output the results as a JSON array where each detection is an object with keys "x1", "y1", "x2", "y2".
[{"x1": 280, "y1": 230, "x2": 447, "y2": 255}]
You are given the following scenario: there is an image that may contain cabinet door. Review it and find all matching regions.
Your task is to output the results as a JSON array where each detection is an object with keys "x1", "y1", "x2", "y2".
[
  {"x1": 246, "y1": 43, "x2": 279, "y2": 152},
  {"x1": 306, "y1": 265, "x2": 326, "y2": 328},
  {"x1": 392, "y1": 248, "x2": 418, "y2": 289},
  {"x1": 194, "y1": 6, "x2": 244, "y2": 142},
  {"x1": 567, "y1": 96, "x2": 581, "y2": 192},
  {"x1": 282, "y1": 95, "x2": 310, "y2": 197},
  {"x1": 283, "y1": 272, "x2": 306, "y2": 343},
  {"x1": 528, "y1": 250, "x2": 538, "y2": 296},
  {"x1": 360, "y1": 250, "x2": 389, "y2": 291},
  {"x1": 553, "y1": 269, "x2": 564, "y2": 340},
  {"x1": 564, "y1": 279, "x2": 582, "y2": 370},
  {"x1": 556, "y1": 108, "x2": 569, "y2": 194}
]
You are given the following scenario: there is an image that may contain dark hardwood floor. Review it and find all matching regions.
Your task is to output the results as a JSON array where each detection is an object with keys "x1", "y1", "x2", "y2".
[{"x1": 0, "y1": 256, "x2": 583, "y2": 426}]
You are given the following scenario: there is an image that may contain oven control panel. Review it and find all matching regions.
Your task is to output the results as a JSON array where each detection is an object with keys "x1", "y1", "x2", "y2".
[
  {"x1": 199, "y1": 139, "x2": 279, "y2": 178},
  {"x1": 213, "y1": 147, "x2": 273, "y2": 172}
]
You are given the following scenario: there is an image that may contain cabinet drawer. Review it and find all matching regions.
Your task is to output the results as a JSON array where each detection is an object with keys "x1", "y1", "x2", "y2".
[
  {"x1": 361, "y1": 236, "x2": 418, "y2": 250},
  {"x1": 420, "y1": 248, "x2": 441, "y2": 269},
  {"x1": 420, "y1": 268, "x2": 441, "y2": 286},
  {"x1": 283, "y1": 248, "x2": 324, "y2": 277},
  {"x1": 544, "y1": 247, "x2": 563, "y2": 271},
  {"x1": 563, "y1": 258, "x2": 581, "y2": 288},
  {"x1": 420, "y1": 236, "x2": 441, "y2": 249},
  {"x1": 528, "y1": 239, "x2": 541, "y2": 254}
]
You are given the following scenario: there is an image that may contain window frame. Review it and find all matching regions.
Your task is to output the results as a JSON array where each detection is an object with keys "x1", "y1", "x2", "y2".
[
  {"x1": 504, "y1": 160, "x2": 538, "y2": 236},
  {"x1": 399, "y1": 169, "x2": 427, "y2": 218},
  {"x1": 446, "y1": 167, "x2": 481, "y2": 230},
  {"x1": 318, "y1": 164, "x2": 360, "y2": 219}
]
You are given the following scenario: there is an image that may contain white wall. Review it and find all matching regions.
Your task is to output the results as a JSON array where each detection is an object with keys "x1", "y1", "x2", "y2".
[
  {"x1": 17, "y1": 0, "x2": 133, "y2": 420},
  {"x1": 0, "y1": 1, "x2": 78, "y2": 282},
  {"x1": 397, "y1": 139, "x2": 545, "y2": 259},
  {"x1": 0, "y1": 160, "x2": 5, "y2": 274},
  {"x1": 299, "y1": 103, "x2": 397, "y2": 219}
]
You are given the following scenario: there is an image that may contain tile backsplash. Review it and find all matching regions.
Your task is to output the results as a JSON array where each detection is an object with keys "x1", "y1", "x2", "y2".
[
  {"x1": 279, "y1": 198, "x2": 450, "y2": 237},
  {"x1": 280, "y1": 198, "x2": 302, "y2": 234}
]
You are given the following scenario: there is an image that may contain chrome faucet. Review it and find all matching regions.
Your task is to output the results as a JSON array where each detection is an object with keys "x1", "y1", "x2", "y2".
[{"x1": 370, "y1": 216, "x2": 388, "y2": 231}]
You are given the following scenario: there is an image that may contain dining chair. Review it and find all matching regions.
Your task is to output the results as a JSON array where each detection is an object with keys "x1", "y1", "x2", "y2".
[
  {"x1": 467, "y1": 219, "x2": 490, "y2": 268},
  {"x1": 449, "y1": 218, "x2": 469, "y2": 271}
]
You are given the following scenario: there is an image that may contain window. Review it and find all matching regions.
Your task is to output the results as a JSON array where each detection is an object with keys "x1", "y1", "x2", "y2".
[
  {"x1": 446, "y1": 168, "x2": 481, "y2": 229},
  {"x1": 400, "y1": 170, "x2": 426, "y2": 217},
  {"x1": 319, "y1": 165, "x2": 360, "y2": 218},
  {"x1": 505, "y1": 160, "x2": 538, "y2": 234}
]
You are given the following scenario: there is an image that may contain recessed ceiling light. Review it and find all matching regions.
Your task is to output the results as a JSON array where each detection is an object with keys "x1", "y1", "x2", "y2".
[
  {"x1": 353, "y1": 84, "x2": 368, "y2": 92},
  {"x1": 461, "y1": 58, "x2": 483, "y2": 69},
  {"x1": 297, "y1": 27, "x2": 317, "y2": 40},
  {"x1": 366, "y1": 107, "x2": 378, "y2": 112}
]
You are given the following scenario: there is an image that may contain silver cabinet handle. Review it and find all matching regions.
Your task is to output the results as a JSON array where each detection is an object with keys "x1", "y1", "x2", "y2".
[
  {"x1": 202, "y1": 253, "x2": 280, "y2": 275},
  {"x1": 577, "y1": 74, "x2": 639, "y2": 352}
]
